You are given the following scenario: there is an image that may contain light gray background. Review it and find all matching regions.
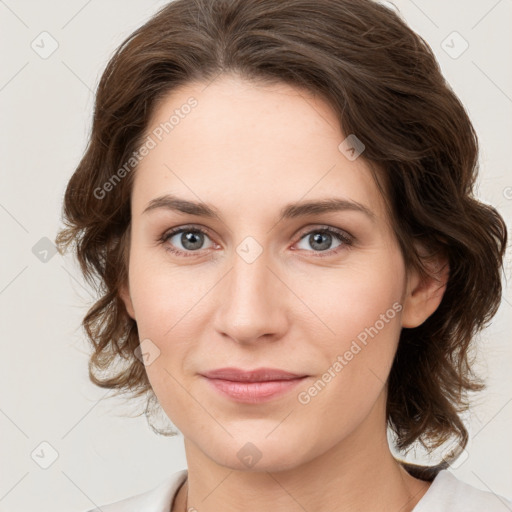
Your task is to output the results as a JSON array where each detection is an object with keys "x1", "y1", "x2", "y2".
[{"x1": 1, "y1": 1, "x2": 511, "y2": 511}]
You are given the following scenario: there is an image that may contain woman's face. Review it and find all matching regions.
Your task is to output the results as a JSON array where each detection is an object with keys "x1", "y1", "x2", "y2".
[{"x1": 120, "y1": 74, "x2": 424, "y2": 471}]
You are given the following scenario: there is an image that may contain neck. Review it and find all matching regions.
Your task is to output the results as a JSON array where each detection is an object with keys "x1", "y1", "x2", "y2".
[{"x1": 173, "y1": 395, "x2": 430, "y2": 512}]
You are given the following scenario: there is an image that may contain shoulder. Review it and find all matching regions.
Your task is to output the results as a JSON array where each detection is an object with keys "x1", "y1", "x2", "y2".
[
  {"x1": 82, "y1": 469, "x2": 188, "y2": 512},
  {"x1": 415, "y1": 470, "x2": 512, "y2": 512}
]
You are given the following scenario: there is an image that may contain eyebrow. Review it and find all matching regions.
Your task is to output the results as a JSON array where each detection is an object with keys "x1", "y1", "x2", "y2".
[{"x1": 142, "y1": 193, "x2": 375, "y2": 222}]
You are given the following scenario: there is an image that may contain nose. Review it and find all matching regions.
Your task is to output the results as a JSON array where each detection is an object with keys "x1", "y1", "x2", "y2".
[{"x1": 212, "y1": 248, "x2": 289, "y2": 345}]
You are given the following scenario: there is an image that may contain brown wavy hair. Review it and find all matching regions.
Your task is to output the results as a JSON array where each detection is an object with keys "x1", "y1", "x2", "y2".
[{"x1": 55, "y1": 0, "x2": 507, "y2": 464}]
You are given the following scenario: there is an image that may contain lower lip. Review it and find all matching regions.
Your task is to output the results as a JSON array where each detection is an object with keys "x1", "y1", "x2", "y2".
[{"x1": 203, "y1": 376, "x2": 307, "y2": 403}]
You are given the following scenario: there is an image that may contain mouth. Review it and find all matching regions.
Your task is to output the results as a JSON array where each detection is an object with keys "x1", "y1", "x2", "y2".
[{"x1": 200, "y1": 367, "x2": 309, "y2": 403}]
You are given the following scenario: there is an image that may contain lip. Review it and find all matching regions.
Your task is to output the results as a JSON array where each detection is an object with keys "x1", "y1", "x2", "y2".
[
  {"x1": 201, "y1": 367, "x2": 306, "y2": 382},
  {"x1": 200, "y1": 367, "x2": 308, "y2": 404}
]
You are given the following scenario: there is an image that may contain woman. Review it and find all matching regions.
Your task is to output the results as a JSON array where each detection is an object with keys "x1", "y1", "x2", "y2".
[{"x1": 55, "y1": 0, "x2": 511, "y2": 510}]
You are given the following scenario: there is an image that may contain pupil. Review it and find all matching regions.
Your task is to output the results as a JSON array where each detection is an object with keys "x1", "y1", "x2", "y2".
[
  {"x1": 311, "y1": 232, "x2": 331, "y2": 251},
  {"x1": 183, "y1": 231, "x2": 203, "y2": 250}
]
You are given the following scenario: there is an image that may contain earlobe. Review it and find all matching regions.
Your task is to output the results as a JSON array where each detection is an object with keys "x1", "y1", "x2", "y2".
[
  {"x1": 401, "y1": 257, "x2": 449, "y2": 329},
  {"x1": 119, "y1": 282, "x2": 136, "y2": 320}
]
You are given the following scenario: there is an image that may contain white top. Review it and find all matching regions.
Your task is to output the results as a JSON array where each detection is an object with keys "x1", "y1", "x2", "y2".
[{"x1": 84, "y1": 469, "x2": 512, "y2": 512}]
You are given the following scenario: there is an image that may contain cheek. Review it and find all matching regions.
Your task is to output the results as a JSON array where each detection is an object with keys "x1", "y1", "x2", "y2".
[
  {"x1": 127, "y1": 243, "x2": 208, "y2": 336},
  {"x1": 127, "y1": 249, "x2": 213, "y2": 398},
  {"x1": 142, "y1": 357, "x2": 193, "y2": 435},
  {"x1": 297, "y1": 251, "x2": 405, "y2": 396},
  {"x1": 295, "y1": 275, "x2": 403, "y2": 428},
  {"x1": 301, "y1": 254, "x2": 405, "y2": 349}
]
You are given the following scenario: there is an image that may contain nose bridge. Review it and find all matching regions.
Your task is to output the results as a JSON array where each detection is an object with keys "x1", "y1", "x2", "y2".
[{"x1": 213, "y1": 241, "x2": 286, "y2": 343}]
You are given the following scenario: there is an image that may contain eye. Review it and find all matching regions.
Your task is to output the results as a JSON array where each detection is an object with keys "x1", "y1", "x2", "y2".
[
  {"x1": 159, "y1": 226, "x2": 216, "y2": 257},
  {"x1": 158, "y1": 225, "x2": 353, "y2": 258},
  {"x1": 293, "y1": 226, "x2": 353, "y2": 257}
]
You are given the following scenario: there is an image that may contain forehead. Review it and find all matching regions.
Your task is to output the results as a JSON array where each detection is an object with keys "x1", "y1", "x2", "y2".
[{"x1": 131, "y1": 74, "x2": 387, "y2": 224}]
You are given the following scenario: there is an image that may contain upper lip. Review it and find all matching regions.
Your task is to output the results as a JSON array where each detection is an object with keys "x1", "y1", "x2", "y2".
[{"x1": 201, "y1": 367, "x2": 307, "y2": 382}]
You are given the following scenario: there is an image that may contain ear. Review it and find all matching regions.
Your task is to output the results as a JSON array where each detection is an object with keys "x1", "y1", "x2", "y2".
[
  {"x1": 119, "y1": 281, "x2": 136, "y2": 320},
  {"x1": 401, "y1": 249, "x2": 449, "y2": 329}
]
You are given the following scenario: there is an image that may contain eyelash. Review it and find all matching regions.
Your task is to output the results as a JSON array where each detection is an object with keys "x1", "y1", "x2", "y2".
[{"x1": 158, "y1": 224, "x2": 354, "y2": 259}]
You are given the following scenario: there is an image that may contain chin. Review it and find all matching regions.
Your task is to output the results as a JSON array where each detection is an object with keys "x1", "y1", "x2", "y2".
[{"x1": 198, "y1": 432, "x2": 311, "y2": 473}]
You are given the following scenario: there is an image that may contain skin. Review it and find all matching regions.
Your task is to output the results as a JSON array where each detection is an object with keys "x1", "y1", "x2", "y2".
[{"x1": 119, "y1": 74, "x2": 448, "y2": 512}]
